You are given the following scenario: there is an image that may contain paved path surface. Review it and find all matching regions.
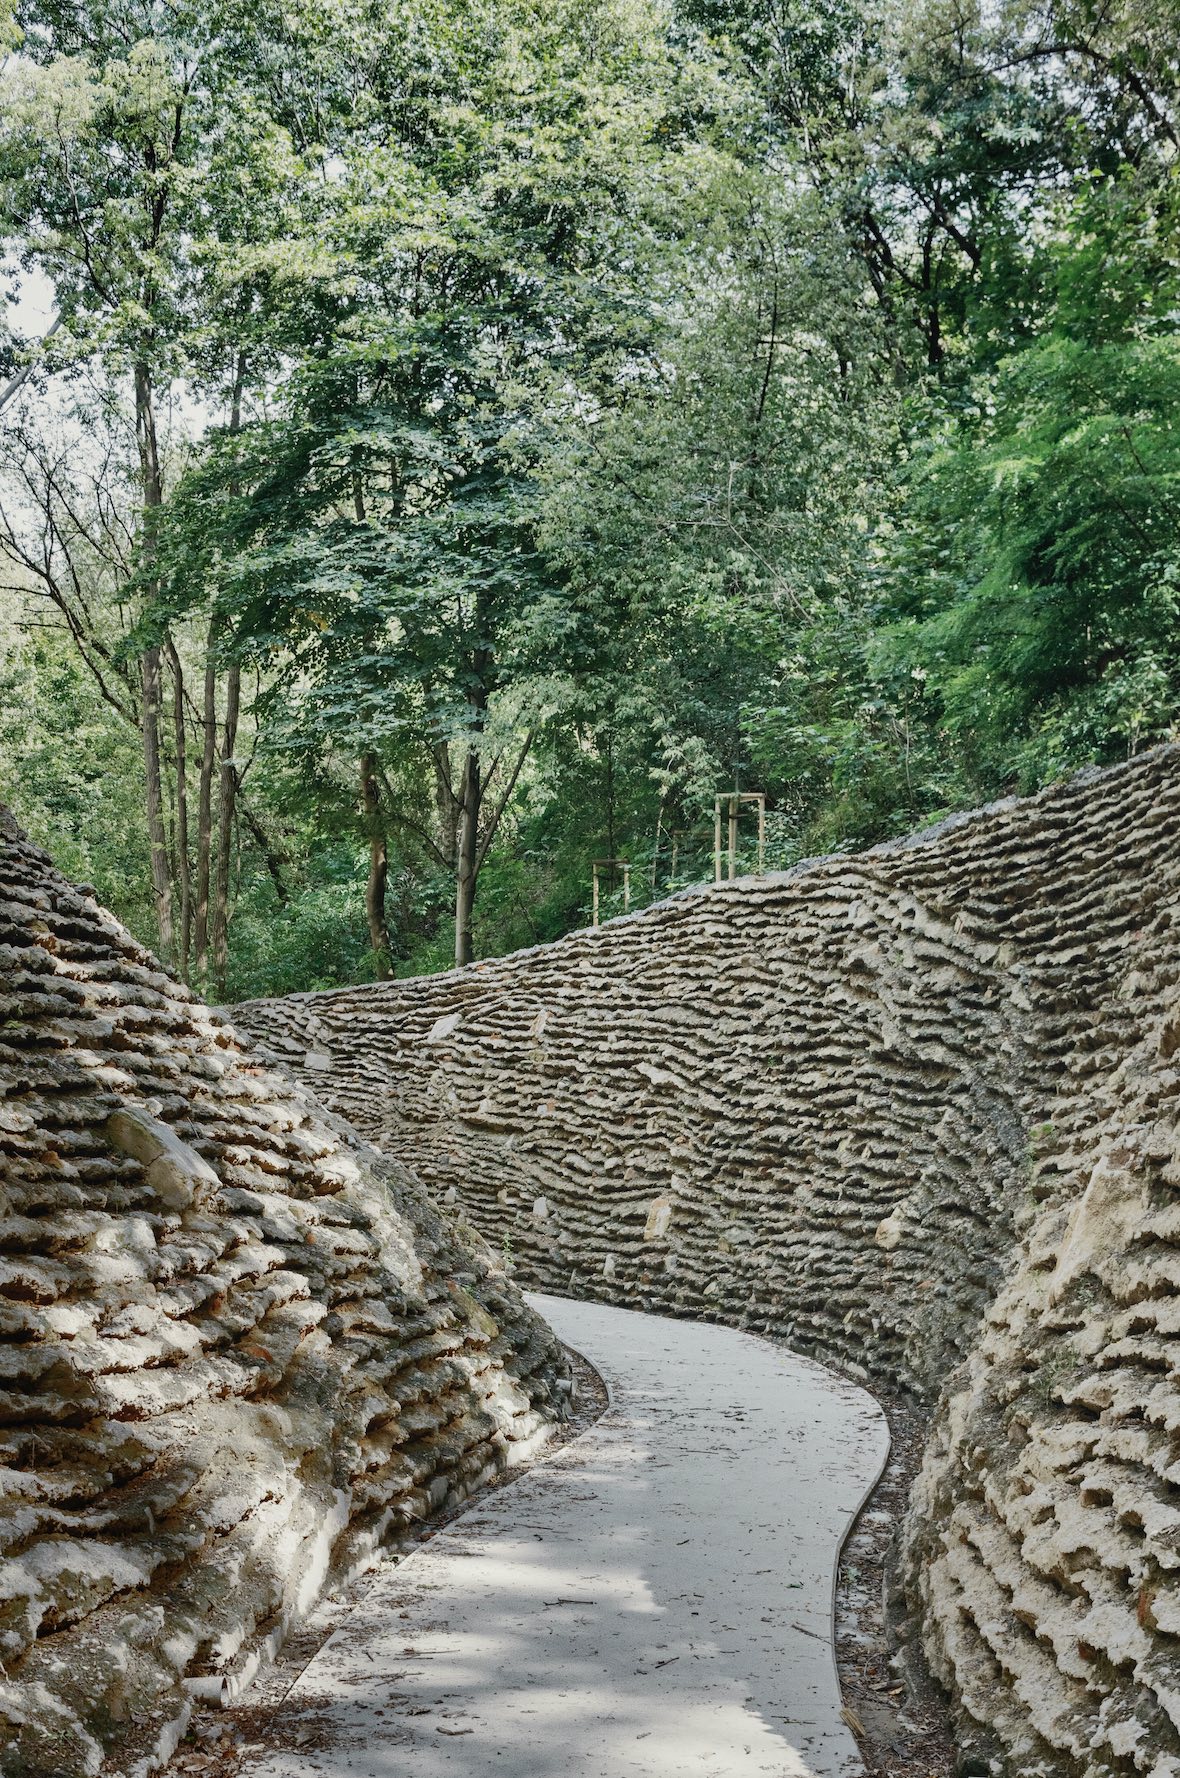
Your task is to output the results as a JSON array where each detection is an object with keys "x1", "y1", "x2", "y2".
[{"x1": 238, "y1": 1294, "x2": 889, "y2": 1778}]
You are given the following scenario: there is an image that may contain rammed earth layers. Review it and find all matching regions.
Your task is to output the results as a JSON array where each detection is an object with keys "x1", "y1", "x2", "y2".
[
  {"x1": 0, "y1": 811, "x2": 569, "y2": 1778},
  {"x1": 239, "y1": 746, "x2": 1180, "y2": 1778}
]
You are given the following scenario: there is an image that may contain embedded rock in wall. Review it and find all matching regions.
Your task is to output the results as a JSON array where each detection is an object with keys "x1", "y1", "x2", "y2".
[
  {"x1": 0, "y1": 811, "x2": 569, "y2": 1778},
  {"x1": 237, "y1": 747, "x2": 1180, "y2": 1778}
]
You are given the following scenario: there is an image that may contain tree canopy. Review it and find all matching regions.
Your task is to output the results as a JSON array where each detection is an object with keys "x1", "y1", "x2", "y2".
[{"x1": 1, "y1": 0, "x2": 1176, "y2": 994}]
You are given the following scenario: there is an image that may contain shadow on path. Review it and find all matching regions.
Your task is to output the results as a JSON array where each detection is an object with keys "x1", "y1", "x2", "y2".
[{"x1": 236, "y1": 1294, "x2": 889, "y2": 1778}]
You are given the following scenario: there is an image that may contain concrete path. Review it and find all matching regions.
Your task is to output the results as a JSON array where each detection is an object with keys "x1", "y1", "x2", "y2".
[{"x1": 238, "y1": 1294, "x2": 889, "y2": 1778}]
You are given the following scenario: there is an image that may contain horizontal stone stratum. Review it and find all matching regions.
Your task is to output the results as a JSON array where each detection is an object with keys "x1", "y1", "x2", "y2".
[
  {"x1": 0, "y1": 811, "x2": 569, "y2": 1778},
  {"x1": 237, "y1": 746, "x2": 1180, "y2": 1778}
]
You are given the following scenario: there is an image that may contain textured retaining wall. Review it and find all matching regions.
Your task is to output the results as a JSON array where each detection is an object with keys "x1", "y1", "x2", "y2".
[
  {"x1": 906, "y1": 973, "x2": 1180, "y2": 1778},
  {"x1": 237, "y1": 747, "x2": 1180, "y2": 1778},
  {"x1": 0, "y1": 812, "x2": 568, "y2": 1778}
]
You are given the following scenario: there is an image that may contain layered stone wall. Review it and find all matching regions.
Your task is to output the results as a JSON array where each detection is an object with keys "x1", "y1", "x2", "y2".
[
  {"x1": 0, "y1": 813, "x2": 569, "y2": 1778},
  {"x1": 237, "y1": 747, "x2": 1180, "y2": 1778}
]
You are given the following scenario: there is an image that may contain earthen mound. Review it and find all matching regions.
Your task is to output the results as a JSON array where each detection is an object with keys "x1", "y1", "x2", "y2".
[{"x1": 0, "y1": 811, "x2": 568, "y2": 1777}]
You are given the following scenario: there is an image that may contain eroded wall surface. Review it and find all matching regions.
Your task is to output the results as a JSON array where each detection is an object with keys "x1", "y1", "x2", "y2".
[
  {"x1": 0, "y1": 813, "x2": 568, "y2": 1777},
  {"x1": 238, "y1": 748, "x2": 1180, "y2": 1778}
]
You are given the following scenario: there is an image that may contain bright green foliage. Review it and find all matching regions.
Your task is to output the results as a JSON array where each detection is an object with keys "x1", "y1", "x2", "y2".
[
  {"x1": 888, "y1": 175, "x2": 1180, "y2": 789},
  {"x1": 539, "y1": 176, "x2": 914, "y2": 856},
  {"x1": 149, "y1": 0, "x2": 742, "y2": 959},
  {"x1": 1, "y1": 0, "x2": 1178, "y2": 995},
  {"x1": 0, "y1": 620, "x2": 154, "y2": 935}
]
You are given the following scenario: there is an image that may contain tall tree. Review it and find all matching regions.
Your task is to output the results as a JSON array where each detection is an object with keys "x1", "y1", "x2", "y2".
[
  {"x1": 0, "y1": 0, "x2": 306, "y2": 972},
  {"x1": 152, "y1": 0, "x2": 733, "y2": 966}
]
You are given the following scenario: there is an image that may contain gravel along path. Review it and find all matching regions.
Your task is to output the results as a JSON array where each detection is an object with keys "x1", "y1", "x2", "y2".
[{"x1": 235, "y1": 1293, "x2": 890, "y2": 1778}]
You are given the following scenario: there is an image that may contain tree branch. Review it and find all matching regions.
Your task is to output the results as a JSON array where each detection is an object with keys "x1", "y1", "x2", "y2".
[{"x1": 475, "y1": 731, "x2": 533, "y2": 876}]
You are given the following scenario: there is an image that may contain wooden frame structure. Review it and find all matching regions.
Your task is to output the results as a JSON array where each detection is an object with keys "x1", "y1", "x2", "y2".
[
  {"x1": 713, "y1": 792, "x2": 766, "y2": 882},
  {"x1": 592, "y1": 858, "x2": 631, "y2": 927}
]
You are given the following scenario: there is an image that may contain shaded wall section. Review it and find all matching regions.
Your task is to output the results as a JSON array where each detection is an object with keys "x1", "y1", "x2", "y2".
[
  {"x1": 0, "y1": 811, "x2": 568, "y2": 1777},
  {"x1": 238, "y1": 747, "x2": 1180, "y2": 1778}
]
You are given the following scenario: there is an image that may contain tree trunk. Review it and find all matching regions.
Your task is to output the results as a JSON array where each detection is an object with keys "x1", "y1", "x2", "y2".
[
  {"x1": 198, "y1": 350, "x2": 249, "y2": 985},
  {"x1": 451, "y1": 715, "x2": 530, "y2": 970},
  {"x1": 135, "y1": 358, "x2": 173, "y2": 962},
  {"x1": 432, "y1": 740, "x2": 460, "y2": 868},
  {"x1": 604, "y1": 729, "x2": 616, "y2": 861},
  {"x1": 165, "y1": 638, "x2": 191, "y2": 980},
  {"x1": 211, "y1": 661, "x2": 240, "y2": 998},
  {"x1": 455, "y1": 745, "x2": 480, "y2": 968},
  {"x1": 359, "y1": 751, "x2": 393, "y2": 978},
  {"x1": 141, "y1": 645, "x2": 173, "y2": 963},
  {"x1": 240, "y1": 797, "x2": 289, "y2": 907},
  {"x1": 194, "y1": 620, "x2": 217, "y2": 980}
]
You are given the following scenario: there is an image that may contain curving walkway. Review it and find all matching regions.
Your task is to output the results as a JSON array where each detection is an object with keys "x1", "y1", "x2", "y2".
[{"x1": 237, "y1": 1295, "x2": 889, "y2": 1778}]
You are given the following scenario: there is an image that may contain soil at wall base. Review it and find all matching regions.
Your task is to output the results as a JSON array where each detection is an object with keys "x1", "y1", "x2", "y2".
[
  {"x1": 161, "y1": 1350, "x2": 954, "y2": 1778},
  {"x1": 836, "y1": 1390, "x2": 957, "y2": 1778}
]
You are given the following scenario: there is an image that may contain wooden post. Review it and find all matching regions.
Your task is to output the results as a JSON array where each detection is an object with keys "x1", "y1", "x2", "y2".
[
  {"x1": 593, "y1": 860, "x2": 630, "y2": 927},
  {"x1": 713, "y1": 791, "x2": 767, "y2": 884}
]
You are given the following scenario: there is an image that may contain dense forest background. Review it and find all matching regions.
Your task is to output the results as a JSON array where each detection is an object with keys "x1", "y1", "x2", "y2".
[{"x1": 0, "y1": 0, "x2": 1176, "y2": 998}]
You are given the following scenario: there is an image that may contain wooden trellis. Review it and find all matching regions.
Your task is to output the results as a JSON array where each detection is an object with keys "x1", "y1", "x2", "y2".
[
  {"x1": 713, "y1": 792, "x2": 766, "y2": 882},
  {"x1": 592, "y1": 859, "x2": 631, "y2": 927}
]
